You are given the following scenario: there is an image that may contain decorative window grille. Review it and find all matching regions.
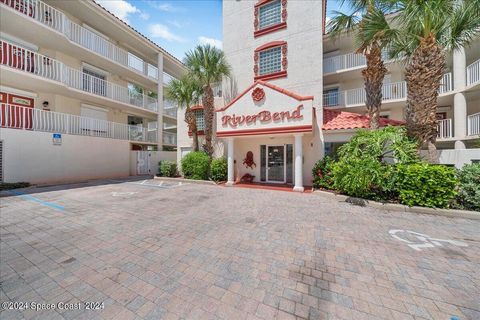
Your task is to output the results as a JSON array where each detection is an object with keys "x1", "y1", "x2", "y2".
[
  {"x1": 195, "y1": 110, "x2": 205, "y2": 131},
  {"x1": 259, "y1": 0, "x2": 281, "y2": 29},
  {"x1": 259, "y1": 46, "x2": 282, "y2": 75}
]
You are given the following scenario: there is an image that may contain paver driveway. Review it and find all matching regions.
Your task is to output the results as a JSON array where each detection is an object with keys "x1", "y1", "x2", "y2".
[{"x1": 0, "y1": 179, "x2": 479, "y2": 320}]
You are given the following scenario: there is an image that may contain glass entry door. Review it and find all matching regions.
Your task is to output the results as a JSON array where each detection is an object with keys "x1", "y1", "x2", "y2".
[{"x1": 267, "y1": 145, "x2": 285, "y2": 183}]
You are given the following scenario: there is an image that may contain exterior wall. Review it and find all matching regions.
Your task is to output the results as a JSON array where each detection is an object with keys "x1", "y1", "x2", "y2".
[
  {"x1": 420, "y1": 149, "x2": 480, "y2": 168},
  {"x1": 223, "y1": 1, "x2": 323, "y2": 101},
  {"x1": 1, "y1": 128, "x2": 131, "y2": 184}
]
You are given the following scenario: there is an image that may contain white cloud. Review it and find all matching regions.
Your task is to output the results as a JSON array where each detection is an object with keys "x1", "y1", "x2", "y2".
[
  {"x1": 168, "y1": 19, "x2": 188, "y2": 28},
  {"x1": 96, "y1": 0, "x2": 147, "y2": 23},
  {"x1": 149, "y1": 24, "x2": 185, "y2": 42},
  {"x1": 198, "y1": 36, "x2": 223, "y2": 49},
  {"x1": 145, "y1": 1, "x2": 183, "y2": 12}
]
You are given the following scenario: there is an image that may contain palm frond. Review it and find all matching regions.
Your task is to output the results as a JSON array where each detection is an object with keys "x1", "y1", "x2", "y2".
[{"x1": 184, "y1": 44, "x2": 231, "y2": 86}]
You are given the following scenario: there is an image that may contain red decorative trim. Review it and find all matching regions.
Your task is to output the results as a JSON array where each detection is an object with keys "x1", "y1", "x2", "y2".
[
  {"x1": 254, "y1": 70, "x2": 287, "y2": 81},
  {"x1": 217, "y1": 125, "x2": 313, "y2": 137},
  {"x1": 188, "y1": 130, "x2": 205, "y2": 136},
  {"x1": 251, "y1": 87, "x2": 265, "y2": 102},
  {"x1": 254, "y1": 22, "x2": 287, "y2": 38},
  {"x1": 254, "y1": 0, "x2": 287, "y2": 38},
  {"x1": 254, "y1": 42, "x2": 288, "y2": 80},
  {"x1": 217, "y1": 80, "x2": 313, "y2": 112},
  {"x1": 255, "y1": 41, "x2": 287, "y2": 52},
  {"x1": 190, "y1": 105, "x2": 204, "y2": 111}
]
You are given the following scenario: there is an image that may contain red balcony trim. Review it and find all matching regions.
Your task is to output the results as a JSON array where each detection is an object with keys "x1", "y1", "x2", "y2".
[
  {"x1": 254, "y1": 22, "x2": 287, "y2": 38},
  {"x1": 254, "y1": 70, "x2": 287, "y2": 81}
]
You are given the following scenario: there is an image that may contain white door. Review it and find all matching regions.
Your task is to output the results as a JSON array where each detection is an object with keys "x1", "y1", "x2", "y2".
[{"x1": 137, "y1": 151, "x2": 150, "y2": 175}]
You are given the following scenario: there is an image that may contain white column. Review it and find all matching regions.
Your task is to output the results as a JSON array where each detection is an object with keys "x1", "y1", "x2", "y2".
[
  {"x1": 453, "y1": 48, "x2": 467, "y2": 149},
  {"x1": 293, "y1": 133, "x2": 304, "y2": 192},
  {"x1": 226, "y1": 137, "x2": 235, "y2": 186},
  {"x1": 157, "y1": 53, "x2": 164, "y2": 151}
]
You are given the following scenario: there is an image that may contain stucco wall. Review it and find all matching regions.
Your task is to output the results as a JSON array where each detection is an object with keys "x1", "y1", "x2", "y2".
[{"x1": 1, "y1": 128, "x2": 131, "y2": 184}]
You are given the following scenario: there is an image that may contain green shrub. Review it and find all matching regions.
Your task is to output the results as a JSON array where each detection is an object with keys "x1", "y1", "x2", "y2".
[
  {"x1": 181, "y1": 151, "x2": 210, "y2": 180},
  {"x1": 454, "y1": 163, "x2": 480, "y2": 211},
  {"x1": 210, "y1": 158, "x2": 228, "y2": 182},
  {"x1": 159, "y1": 161, "x2": 177, "y2": 177},
  {"x1": 331, "y1": 126, "x2": 418, "y2": 199},
  {"x1": 395, "y1": 163, "x2": 458, "y2": 208},
  {"x1": 312, "y1": 156, "x2": 335, "y2": 190}
]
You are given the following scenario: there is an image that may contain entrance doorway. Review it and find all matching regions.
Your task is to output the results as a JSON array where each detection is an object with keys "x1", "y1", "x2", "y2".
[{"x1": 267, "y1": 145, "x2": 285, "y2": 183}]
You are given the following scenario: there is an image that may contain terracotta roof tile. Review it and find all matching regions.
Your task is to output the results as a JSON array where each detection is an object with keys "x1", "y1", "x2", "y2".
[{"x1": 323, "y1": 109, "x2": 404, "y2": 130}]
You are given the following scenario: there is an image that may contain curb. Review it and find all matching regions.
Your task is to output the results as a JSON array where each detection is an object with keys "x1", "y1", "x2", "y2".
[
  {"x1": 313, "y1": 190, "x2": 480, "y2": 220},
  {"x1": 153, "y1": 176, "x2": 217, "y2": 185}
]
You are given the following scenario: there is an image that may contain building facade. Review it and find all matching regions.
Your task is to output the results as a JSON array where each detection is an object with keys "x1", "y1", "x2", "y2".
[
  {"x1": 0, "y1": 0, "x2": 185, "y2": 183},
  {"x1": 176, "y1": 0, "x2": 480, "y2": 191}
]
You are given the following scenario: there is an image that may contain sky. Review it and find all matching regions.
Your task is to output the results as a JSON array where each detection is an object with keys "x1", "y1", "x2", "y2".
[{"x1": 95, "y1": 0, "x2": 348, "y2": 61}]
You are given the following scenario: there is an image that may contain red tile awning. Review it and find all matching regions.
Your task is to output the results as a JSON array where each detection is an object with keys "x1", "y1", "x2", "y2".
[{"x1": 323, "y1": 109, "x2": 404, "y2": 131}]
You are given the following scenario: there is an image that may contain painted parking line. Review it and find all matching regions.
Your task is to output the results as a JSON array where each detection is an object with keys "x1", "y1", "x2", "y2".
[
  {"x1": 108, "y1": 179, "x2": 187, "y2": 189},
  {"x1": 389, "y1": 229, "x2": 468, "y2": 251},
  {"x1": 8, "y1": 190, "x2": 65, "y2": 211}
]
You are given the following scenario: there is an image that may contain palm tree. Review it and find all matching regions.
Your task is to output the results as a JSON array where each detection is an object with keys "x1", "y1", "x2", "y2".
[
  {"x1": 165, "y1": 76, "x2": 202, "y2": 151},
  {"x1": 382, "y1": 0, "x2": 480, "y2": 160},
  {"x1": 184, "y1": 44, "x2": 231, "y2": 159},
  {"x1": 328, "y1": 0, "x2": 396, "y2": 128}
]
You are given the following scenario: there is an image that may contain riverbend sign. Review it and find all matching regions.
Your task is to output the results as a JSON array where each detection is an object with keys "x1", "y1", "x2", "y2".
[{"x1": 216, "y1": 81, "x2": 314, "y2": 137}]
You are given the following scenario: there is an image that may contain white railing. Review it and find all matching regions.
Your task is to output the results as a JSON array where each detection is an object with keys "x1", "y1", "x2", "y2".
[
  {"x1": 344, "y1": 81, "x2": 407, "y2": 106},
  {"x1": 163, "y1": 72, "x2": 176, "y2": 85},
  {"x1": 323, "y1": 91, "x2": 345, "y2": 108},
  {"x1": 439, "y1": 72, "x2": 453, "y2": 94},
  {"x1": 0, "y1": 104, "x2": 157, "y2": 143},
  {"x1": 1, "y1": 0, "x2": 64, "y2": 32},
  {"x1": 164, "y1": 107, "x2": 177, "y2": 118},
  {"x1": 1, "y1": 40, "x2": 158, "y2": 112},
  {"x1": 468, "y1": 113, "x2": 480, "y2": 136},
  {"x1": 325, "y1": 74, "x2": 452, "y2": 108},
  {"x1": 467, "y1": 59, "x2": 480, "y2": 86},
  {"x1": 163, "y1": 131, "x2": 177, "y2": 145},
  {"x1": 323, "y1": 49, "x2": 390, "y2": 74},
  {"x1": 437, "y1": 119, "x2": 452, "y2": 139},
  {"x1": 1, "y1": 0, "x2": 159, "y2": 80}
]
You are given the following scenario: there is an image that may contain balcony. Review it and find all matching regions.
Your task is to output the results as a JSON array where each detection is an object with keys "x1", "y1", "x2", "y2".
[
  {"x1": 163, "y1": 131, "x2": 177, "y2": 146},
  {"x1": 467, "y1": 59, "x2": 480, "y2": 87},
  {"x1": 323, "y1": 73, "x2": 453, "y2": 108},
  {"x1": 0, "y1": 104, "x2": 157, "y2": 143},
  {"x1": 323, "y1": 50, "x2": 389, "y2": 74},
  {"x1": 0, "y1": 40, "x2": 158, "y2": 112},
  {"x1": 0, "y1": 0, "x2": 159, "y2": 81},
  {"x1": 468, "y1": 113, "x2": 480, "y2": 136},
  {"x1": 437, "y1": 119, "x2": 453, "y2": 139}
]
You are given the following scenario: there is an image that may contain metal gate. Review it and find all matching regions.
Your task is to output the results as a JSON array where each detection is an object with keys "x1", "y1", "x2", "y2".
[{"x1": 136, "y1": 151, "x2": 151, "y2": 175}]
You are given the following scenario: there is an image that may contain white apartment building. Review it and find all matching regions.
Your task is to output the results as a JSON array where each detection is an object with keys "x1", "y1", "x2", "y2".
[
  {"x1": 176, "y1": 0, "x2": 480, "y2": 191},
  {"x1": 0, "y1": 0, "x2": 185, "y2": 184}
]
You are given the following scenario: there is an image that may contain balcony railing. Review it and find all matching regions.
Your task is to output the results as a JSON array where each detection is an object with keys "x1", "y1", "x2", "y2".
[
  {"x1": 437, "y1": 119, "x2": 453, "y2": 139},
  {"x1": 0, "y1": 104, "x2": 157, "y2": 143},
  {"x1": 323, "y1": 50, "x2": 389, "y2": 74},
  {"x1": 468, "y1": 112, "x2": 480, "y2": 136},
  {"x1": 323, "y1": 73, "x2": 453, "y2": 108},
  {"x1": 0, "y1": 0, "x2": 159, "y2": 80},
  {"x1": 1, "y1": 40, "x2": 158, "y2": 112},
  {"x1": 467, "y1": 59, "x2": 480, "y2": 86},
  {"x1": 163, "y1": 131, "x2": 177, "y2": 145}
]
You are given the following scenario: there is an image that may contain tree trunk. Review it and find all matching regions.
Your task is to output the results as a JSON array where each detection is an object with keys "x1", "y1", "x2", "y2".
[
  {"x1": 202, "y1": 85, "x2": 215, "y2": 159},
  {"x1": 184, "y1": 107, "x2": 199, "y2": 152},
  {"x1": 362, "y1": 44, "x2": 387, "y2": 129},
  {"x1": 404, "y1": 33, "x2": 445, "y2": 162}
]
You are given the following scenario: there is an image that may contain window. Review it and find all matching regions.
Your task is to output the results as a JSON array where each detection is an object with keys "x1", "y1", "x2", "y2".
[
  {"x1": 259, "y1": 46, "x2": 282, "y2": 75},
  {"x1": 259, "y1": 0, "x2": 281, "y2": 29},
  {"x1": 195, "y1": 109, "x2": 205, "y2": 131},
  {"x1": 254, "y1": 41, "x2": 287, "y2": 80},
  {"x1": 254, "y1": 0, "x2": 287, "y2": 37}
]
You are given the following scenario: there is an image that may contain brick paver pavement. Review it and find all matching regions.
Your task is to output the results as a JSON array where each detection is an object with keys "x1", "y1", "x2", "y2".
[{"x1": 0, "y1": 179, "x2": 479, "y2": 320}]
